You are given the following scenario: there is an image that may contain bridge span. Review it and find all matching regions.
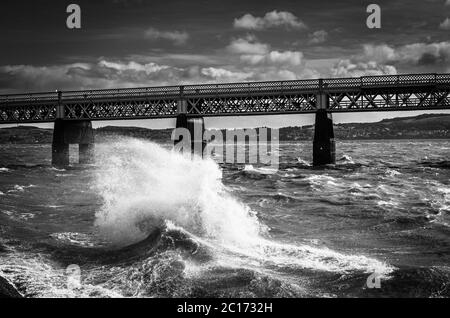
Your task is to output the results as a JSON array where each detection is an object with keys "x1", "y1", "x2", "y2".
[{"x1": 1, "y1": 73, "x2": 449, "y2": 167}]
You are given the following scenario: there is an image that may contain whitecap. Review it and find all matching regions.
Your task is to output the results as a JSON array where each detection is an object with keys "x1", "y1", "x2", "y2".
[
  {"x1": 338, "y1": 154, "x2": 355, "y2": 164},
  {"x1": 243, "y1": 164, "x2": 277, "y2": 175},
  {"x1": 50, "y1": 232, "x2": 99, "y2": 247},
  {"x1": 7, "y1": 184, "x2": 35, "y2": 193},
  {"x1": 1, "y1": 210, "x2": 35, "y2": 221},
  {"x1": 0, "y1": 253, "x2": 122, "y2": 298},
  {"x1": 94, "y1": 138, "x2": 265, "y2": 246},
  {"x1": 385, "y1": 169, "x2": 401, "y2": 177},
  {"x1": 296, "y1": 157, "x2": 311, "y2": 166}
]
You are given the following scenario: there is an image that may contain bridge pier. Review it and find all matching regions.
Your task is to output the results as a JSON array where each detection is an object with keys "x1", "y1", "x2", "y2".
[
  {"x1": 52, "y1": 119, "x2": 69, "y2": 167},
  {"x1": 313, "y1": 110, "x2": 336, "y2": 166},
  {"x1": 52, "y1": 119, "x2": 94, "y2": 167},
  {"x1": 313, "y1": 87, "x2": 335, "y2": 166},
  {"x1": 174, "y1": 114, "x2": 206, "y2": 157}
]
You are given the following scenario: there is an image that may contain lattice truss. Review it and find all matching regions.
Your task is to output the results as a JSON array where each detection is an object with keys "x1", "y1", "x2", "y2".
[
  {"x1": 0, "y1": 103, "x2": 57, "y2": 123},
  {"x1": 0, "y1": 73, "x2": 449, "y2": 123},
  {"x1": 328, "y1": 87, "x2": 450, "y2": 111},
  {"x1": 64, "y1": 98, "x2": 179, "y2": 120},
  {"x1": 186, "y1": 93, "x2": 317, "y2": 115}
]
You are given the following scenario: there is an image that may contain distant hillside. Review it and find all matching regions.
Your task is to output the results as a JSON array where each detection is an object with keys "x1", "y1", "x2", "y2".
[
  {"x1": 0, "y1": 126, "x2": 53, "y2": 144},
  {"x1": 333, "y1": 113, "x2": 450, "y2": 140},
  {"x1": 274, "y1": 114, "x2": 450, "y2": 140},
  {"x1": 95, "y1": 126, "x2": 172, "y2": 143},
  {"x1": 0, "y1": 113, "x2": 449, "y2": 144}
]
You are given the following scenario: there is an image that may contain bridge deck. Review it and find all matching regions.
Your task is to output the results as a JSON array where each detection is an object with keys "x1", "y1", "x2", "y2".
[{"x1": 1, "y1": 73, "x2": 449, "y2": 123}]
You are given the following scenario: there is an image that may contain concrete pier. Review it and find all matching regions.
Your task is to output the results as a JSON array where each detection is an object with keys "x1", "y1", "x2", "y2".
[
  {"x1": 174, "y1": 114, "x2": 206, "y2": 157},
  {"x1": 52, "y1": 119, "x2": 70, "y2": 167},
  {"x1": 52, "y1": 119, "x2": 94, "y2": 167},
  {"x1": 313, "y1": 109, "x2": 336, "y2": 166}
]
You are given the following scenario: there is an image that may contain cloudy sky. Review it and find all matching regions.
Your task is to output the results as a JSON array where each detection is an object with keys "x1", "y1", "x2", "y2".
[{"x1": 1, "y1": 0, "x2": 449, "y2": 128}]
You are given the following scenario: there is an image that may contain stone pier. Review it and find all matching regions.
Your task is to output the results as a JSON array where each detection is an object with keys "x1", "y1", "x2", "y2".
[
  {"x1": 313, "y1": 87, "x2": 336, "y2": 166},
  {"x1": 52, "y1": 119, "x2": 94, "y2": 167},
  {"x1": 174, "y1": 114, "x2": 206, "y2": 157},
  {"x1": 313, "y1": 110, "x2": 336, "y2": 166},
  {"x1": 173, "y1": 97, "x2": 206, "y2": 157}
]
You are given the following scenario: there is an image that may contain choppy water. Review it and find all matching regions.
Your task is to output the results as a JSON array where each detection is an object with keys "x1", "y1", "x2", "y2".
[{"x1": 0, "y1": 139, "x2": 449, "y2": 298}]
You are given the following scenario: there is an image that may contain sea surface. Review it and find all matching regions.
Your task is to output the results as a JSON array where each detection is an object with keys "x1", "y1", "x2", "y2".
[{"x1": 0, "y1": 138, "x2": 449, "y2": 298}]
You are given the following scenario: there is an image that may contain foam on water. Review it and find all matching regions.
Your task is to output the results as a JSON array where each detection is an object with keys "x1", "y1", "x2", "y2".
[
  {"x1": 338, "y1": 154, "x2": 355, "y2": 164},
  {"x1": 296, "y1": 157, "x2": 311, "y2": 167},
  {"x1": 0, "y1": 252, "x2": 121, "y2": 298},
  {"x1": 7, "y1": 184, "x2": 35, "y2": 193},
  {"x1": 1, "y1": 209, "x2": 35, "y2": 221},
  {"x1": 93, "y1": 138, "x2": 394, "y2": 276},
  {"x1": 49, "y1": 232, "x2": 100, "y2": 247},
  {"x1": 243, "y1": 165, "x2": 278, "y2": 175},
  {"x1": 94, "y1": 138, "x2": 264, "y2": 247}
]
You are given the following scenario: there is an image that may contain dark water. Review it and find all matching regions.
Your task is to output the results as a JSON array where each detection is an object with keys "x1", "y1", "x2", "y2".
[{"x1": 0, "y1": 139, "x2": 449, "y2": 298}]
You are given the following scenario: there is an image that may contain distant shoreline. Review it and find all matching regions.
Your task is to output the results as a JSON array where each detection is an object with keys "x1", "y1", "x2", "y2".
[{"x1": 1, "y1": 113, "x2": 449, "y2": 144}]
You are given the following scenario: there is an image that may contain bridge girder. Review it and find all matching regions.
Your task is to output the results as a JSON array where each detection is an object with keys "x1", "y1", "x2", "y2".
[{"x1": 0, "y1": 73, "x2": 449, "y2": 123}]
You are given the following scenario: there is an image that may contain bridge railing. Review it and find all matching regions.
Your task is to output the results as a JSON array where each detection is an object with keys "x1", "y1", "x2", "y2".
[
  {"x1": 0, "y1": 91, "x2": 58, "y2": 104},
  {"x1": 361, "y1": 74, "x2": 439, "y2": 87},
  {"x1": 322, "y1": 77, "x2": 361, "y2": 89},
  {"x1": 61, "y1": 85, "x2": 181, "y2": 101},
  {"x1": 183, "y1": 79, "x2": 320, "y2": 96},
  {"x1": 437, "y1": 74, "x2": 450, "y2": 84}
]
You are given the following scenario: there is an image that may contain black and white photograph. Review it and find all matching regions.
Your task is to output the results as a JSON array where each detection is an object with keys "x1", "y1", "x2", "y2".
[{"x1": 0, "y1": 0, "x2": 449, "y2": 303}]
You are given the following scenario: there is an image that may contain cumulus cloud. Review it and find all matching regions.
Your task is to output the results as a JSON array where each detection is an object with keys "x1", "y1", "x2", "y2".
[
  {"x1": 331, "y1": 41, "x2": 450, "y2": 77},
  {"x1": 221, "y1": 36, "x2": 319, "y2": 81},
  {"x1": 240, "y1": 50, "x2": 303, "y2": 66},
  {"x1": 144, "y1": 27, "x2": 189, "y2": 45},
  {"x1": 332, "y1": 60, "x2": 397, "y2": 77},
  {"x1": 233, "y1": 10, "x2": 307, "y2": 30},
  {"x1": 201, "y1": 67, "x2": 253, "y2": 82},
  {"x1": 308, "y1": 30, "x2": 328, "y2": 45},
  {"x1": 439, "y1": 18, "x2": 450, "y2": 30},
  {"x1": 0, "y1": 58, "x2": 260, "y2": 93},
  {"x1": 360, "y1": 44, "x2": 397, "y2": 63},
  {"x1": 0, "y1": 59, "x2": 189, "y2": 92},
  {"x1": 228, "y1": 37, "x2": 303, "y2": 67},
  {"x1": 97, "y1": 60, "x2": 170, "y2": 74},
  {"x1": 360, "y1": 42, "x2": 450, "y2": 66}
]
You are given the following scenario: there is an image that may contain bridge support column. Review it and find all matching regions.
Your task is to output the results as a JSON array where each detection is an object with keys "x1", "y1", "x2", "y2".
[
  {"x1": 174, "y1": 114, "x2": 206, "y2": 157},
  {"x1": 313, "y1": 110, "x2": 335, "y2": 166},
  {"x1": 313, "y1": 87, "x2": 335, "y2": 166},
  {"x1": 52, "y1": 119, "x2": 69, "y2": 168},
  {"x1": 51, "y1": 119, "x2": 94, "y2": 167}
]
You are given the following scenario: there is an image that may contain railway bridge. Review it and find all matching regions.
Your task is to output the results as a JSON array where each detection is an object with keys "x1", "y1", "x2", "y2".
[{"x1": 1, "y1": 73, "x2": 449, "y2": 167}]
